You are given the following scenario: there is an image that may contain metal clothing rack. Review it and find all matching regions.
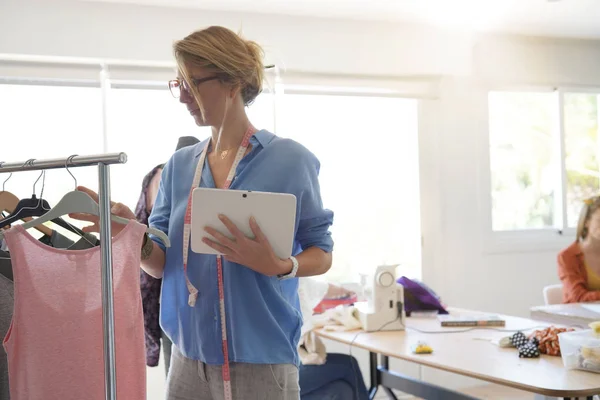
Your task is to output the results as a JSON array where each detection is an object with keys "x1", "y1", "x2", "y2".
[{"x1": 0, "y1": 153, "x2": 127, "y2": 400}]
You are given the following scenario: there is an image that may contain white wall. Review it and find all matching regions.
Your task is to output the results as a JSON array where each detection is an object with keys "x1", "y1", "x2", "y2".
[
  {"x1": 423, "y1": 36, "x2": 600, "y2": 318},
  {"x1": 4, "y1": 0, "x2": 600, "y2": 396},
  {"x1": 0, "y1": 0, "x2": 473, "y2": 77}
]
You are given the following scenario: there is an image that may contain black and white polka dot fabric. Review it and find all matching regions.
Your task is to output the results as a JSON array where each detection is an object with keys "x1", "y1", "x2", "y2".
[
  {"x1": 518, "y1": 342, "x2": 540, "y2": 358},
  {"x1": 510, "y1": 332, "x2": 528, "y2": 348},
  {"x1": 510, "y1": 331, "x2": 541, "y2": 358}
]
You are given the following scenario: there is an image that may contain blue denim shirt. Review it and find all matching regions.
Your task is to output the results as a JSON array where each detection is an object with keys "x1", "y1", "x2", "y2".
[{"x1": 148, "y1": 130, "x2": 334, "y2": 366}]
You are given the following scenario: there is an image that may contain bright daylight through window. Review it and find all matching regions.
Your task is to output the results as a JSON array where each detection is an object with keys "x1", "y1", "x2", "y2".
[
  {"x1": 489, "y1": 90, "x2": 600, "y2": 233},
  {"x1": 0, "y1": 82, "x2": 421, "y2": 282},
  {"x1": 276, "y1": 94, "x2": 421, "y2": 281},
  {"x1": 0, "y1": 84, "x2": 103, "y2": 234},
  {"x1": 106, "y1": 87, "x2": 207, "y2": 209}
]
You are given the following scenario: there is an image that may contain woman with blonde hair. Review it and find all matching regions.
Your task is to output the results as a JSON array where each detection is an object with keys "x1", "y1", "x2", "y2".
[
  {"x1": 558, "y1": 196, "x2": 600, "y2": 303},
  {"x1": 73, "y1": 26, "x2": 334, "y2": 399}
]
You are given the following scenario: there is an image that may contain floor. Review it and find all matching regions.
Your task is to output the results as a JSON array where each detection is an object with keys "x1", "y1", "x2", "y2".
[
  {"x1": 148, "y1": 356, "x2": 536, "y2": 400},
  {"x1": 376, "y1": 384, "x2": 537, "y2": 400},
  {"x1": 458, "y1": 384, "x2": 537, "y2": 399}
]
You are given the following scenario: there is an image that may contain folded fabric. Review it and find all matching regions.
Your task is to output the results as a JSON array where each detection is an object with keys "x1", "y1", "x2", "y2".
[
  {"x1": 397, "y1": 276, "x2": 448, "y2": 315},
  {"x1": 298, "y1": 305, "x2": 362, "y2": 365},
  {"x1": 297, "y1": 279, "x2": 337, "y2": 365},
  {"x1": 529, "y1": 326, "x2": 575, "y2": 356},
  {"x1": 311, "y1": 305, "x2": 362, "y2": 332},
  {"x1": 298, "y1": 331, "x2": 327, "y2": 365}
]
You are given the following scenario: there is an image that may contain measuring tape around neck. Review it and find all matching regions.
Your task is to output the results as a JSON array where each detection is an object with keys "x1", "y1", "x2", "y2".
[{"x1": 182, "y1": 126, "x2": 257, "y2": 400}]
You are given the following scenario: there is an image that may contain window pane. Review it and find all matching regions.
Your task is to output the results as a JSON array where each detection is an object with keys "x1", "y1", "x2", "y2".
[
  {"x1": 564, "y1": 93, "x2": 600, "y2": 227},
  {"x1": 247, "y1": 93, "x2": 275, "y2": 133},
  {"x1": 278, "y1": 94, "x2": 421, "y2": 281},
  {"x1": 488, "y1": 92, "x2": 557, "y2": 231},
  {"x1": 0, "y1": 84, "x2": 103, "y2": 227},
  {"x1": 106, "y1": 88, "x2": 209, "y2": 209}
]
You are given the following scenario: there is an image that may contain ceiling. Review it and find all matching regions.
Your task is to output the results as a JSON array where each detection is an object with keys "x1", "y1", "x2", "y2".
[{"x1": 78, "y1": 0, "x2": 600, "y2": 39}]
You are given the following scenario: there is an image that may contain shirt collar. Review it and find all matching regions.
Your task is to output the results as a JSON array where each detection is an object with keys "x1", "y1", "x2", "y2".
[{"x1": 194, "y1": 129, "x2": 271, "y2": 157}]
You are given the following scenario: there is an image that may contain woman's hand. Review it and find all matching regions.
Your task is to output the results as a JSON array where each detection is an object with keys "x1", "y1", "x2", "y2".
[
  {"x1": 69, "y1": 186, "x2": 136, "y2": 235},
  {"x1": 203, "y1": 215, "x2": 288, "y2": 276}
]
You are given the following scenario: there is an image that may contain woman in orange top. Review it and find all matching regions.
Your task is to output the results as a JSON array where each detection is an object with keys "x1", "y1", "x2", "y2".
[{"x1": 558, "y1": 196, "x2": 600, "y2": 303}]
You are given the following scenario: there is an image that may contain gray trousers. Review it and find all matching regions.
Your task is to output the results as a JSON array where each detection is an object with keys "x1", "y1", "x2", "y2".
[
  {"x1": 166, "y1": 346, "x2": 300, "y2": 400},
  {"x1": 162, "y1": 330, "x2": 173, "y2": 377}
]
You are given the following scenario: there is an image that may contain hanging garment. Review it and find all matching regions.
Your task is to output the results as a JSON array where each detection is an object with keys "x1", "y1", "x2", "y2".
[
  {"x1": 38, "y1": 230, "x2": 100, "y2": 250},
  {"x1": 0, "y1": 273, "x2": 13, "y2": 400},
  {"x1": 0, "y1": 233, "x2": 100, "y2": 399},
  {"x1": 135, "y1": 163, "x2": 165, "y2": 367},
  {"x1": 2, "y1": 220, "x2": 147, "y2": 400},
  {"x1": 0, "y1": 250, "x2": 13, "y2": 282}
]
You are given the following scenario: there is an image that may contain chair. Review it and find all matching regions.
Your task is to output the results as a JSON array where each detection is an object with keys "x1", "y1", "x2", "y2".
[{"x1": 543, "y1": 284, "x2": 563, "y2": 305}]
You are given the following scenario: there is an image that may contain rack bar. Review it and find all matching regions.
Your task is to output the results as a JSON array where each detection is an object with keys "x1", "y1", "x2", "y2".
[
  {"x1": 0, "y1": 153, "x2": 127, "y2": 400},
  {"x1": 0, "y1": 153, "x2": 127, "y2": 173},
  {"x1": 98, "y1": 163, "x2": 117, "y2": 400}
]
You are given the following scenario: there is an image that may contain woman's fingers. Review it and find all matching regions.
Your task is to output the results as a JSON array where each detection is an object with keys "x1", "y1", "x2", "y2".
[
  {"x1": 249, "y1": 217, "x2": 268, "y2": 243},
  {"x1": 76, "y1": 186, "x2": 100, "y2": 202},
  {"x1": 68, "y1": 212, "x2": 99, "y2": 223},
  {"x1": 204, "y1": 227, "x2": 237, "y2": 249},
  {"x1": 111, "y1": 203, "x2": 135, "y2": 220},
  {"x1": 218, "y1": 215, "x2": 245, "y2": 240},
  {"x1": 81, "y1": 224, "x2": 99, "y2": 233},
  {"x1": 76, "y1": 186, "x2": 117, "y2": 209},
  {"x1": 202, "y1": 236, "x2": 233, "y2": 255}
]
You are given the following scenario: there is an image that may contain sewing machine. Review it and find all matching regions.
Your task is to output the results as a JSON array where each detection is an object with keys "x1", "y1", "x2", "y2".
[{"x1": 354, "y1": 265, "x2": 405, "y2": 332}]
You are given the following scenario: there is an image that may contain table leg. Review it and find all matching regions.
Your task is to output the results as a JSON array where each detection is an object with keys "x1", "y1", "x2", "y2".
[
  {"x1": 383, "y1": 386, "x2": 399, "y2": 400},
  {"x1": 380, "y1": 356, "x2": 398, "y2": 399},
  {"x1": 382, "y1": 355, "x2": 390, "y2": 369},
  {"x1": 368, "y1": 352, "x2": 379, "y2": 400}
]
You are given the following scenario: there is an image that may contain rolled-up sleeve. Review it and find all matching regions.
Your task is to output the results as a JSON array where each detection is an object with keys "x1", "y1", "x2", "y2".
[
  {"x1": 295, "y1": 155, "x2": 334, "y2": 253},
  {"x1": 148, "y1": 163, "x2": 171, "y2": 252}
]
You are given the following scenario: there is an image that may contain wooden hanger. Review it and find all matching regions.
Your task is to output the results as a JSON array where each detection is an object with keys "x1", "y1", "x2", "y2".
[{"x1": 0, "y1": 191, "x2": 53, "y2": 237}]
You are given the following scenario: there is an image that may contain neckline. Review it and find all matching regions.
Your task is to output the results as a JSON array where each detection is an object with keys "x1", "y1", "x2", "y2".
[{"x1": 12, "y1": 220, "x2": 136, "y2": 256}]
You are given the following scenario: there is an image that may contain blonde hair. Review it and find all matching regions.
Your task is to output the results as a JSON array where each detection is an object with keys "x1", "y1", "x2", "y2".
[
  {"x1": 173, "y1": 26, "x2": 265, "y2": 107},
  {"x1": 577, "y1": 196, "x2": 600, "y2": 241}
]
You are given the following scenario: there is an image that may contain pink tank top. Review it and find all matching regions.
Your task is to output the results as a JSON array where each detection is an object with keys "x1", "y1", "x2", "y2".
[{"x1": 2, "y1": 220, "x2": 147, "y2": 400}]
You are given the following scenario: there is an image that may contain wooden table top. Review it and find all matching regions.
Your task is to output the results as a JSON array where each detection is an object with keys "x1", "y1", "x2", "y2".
[
  {"x1": 531, "y1": 303, "x2": 600, "y2": 328},
  {"x1": 315, "y1": 309, "x2": 600, "y2": 397}
]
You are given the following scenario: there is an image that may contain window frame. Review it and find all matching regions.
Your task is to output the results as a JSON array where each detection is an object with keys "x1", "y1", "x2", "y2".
[
  {"x1": 483, "y1": 85, "x2": 600, "y2": 253},
  {"x1": 0, "y1": 56, "x2": 437, "y2": 281}
]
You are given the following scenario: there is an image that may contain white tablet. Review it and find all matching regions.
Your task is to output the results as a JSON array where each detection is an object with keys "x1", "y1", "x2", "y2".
[{"x1": 190, "y1": 188, "x2": 297, "y2": 259}]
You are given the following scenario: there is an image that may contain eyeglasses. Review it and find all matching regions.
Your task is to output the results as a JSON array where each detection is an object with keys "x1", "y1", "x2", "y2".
[{"x1": 168, "y1": 76, "x2": 220, "y2": 98}]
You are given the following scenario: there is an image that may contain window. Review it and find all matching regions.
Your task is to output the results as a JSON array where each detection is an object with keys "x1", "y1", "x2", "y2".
[
  {"x1": 107, "y1": 88, "x2": 275, "y2": 210},
  {"x1": 106, "y1": 87, "x2": 208, "y2": 210},
  {"x1": 564, "y1": 93, "x2": 600, "y2": 227},
  {"x1": 278, "y1": 94, "x2": 421, "y2": 281},
  {"x1": 488, "y1": 90, "x2": 600, "y2": 234},
  {"x1": 488, "y1": 92, "x2": 558, "y2": 231},
  {"x1": 0, "y1": 84, "x2": 103, "y2": 226},
  {"x1": 246, "y1": 92, "x2": 275, "y2": 133},
  {"x1": 0, "y1": 75, "x2": 422, "y2": 284}
]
